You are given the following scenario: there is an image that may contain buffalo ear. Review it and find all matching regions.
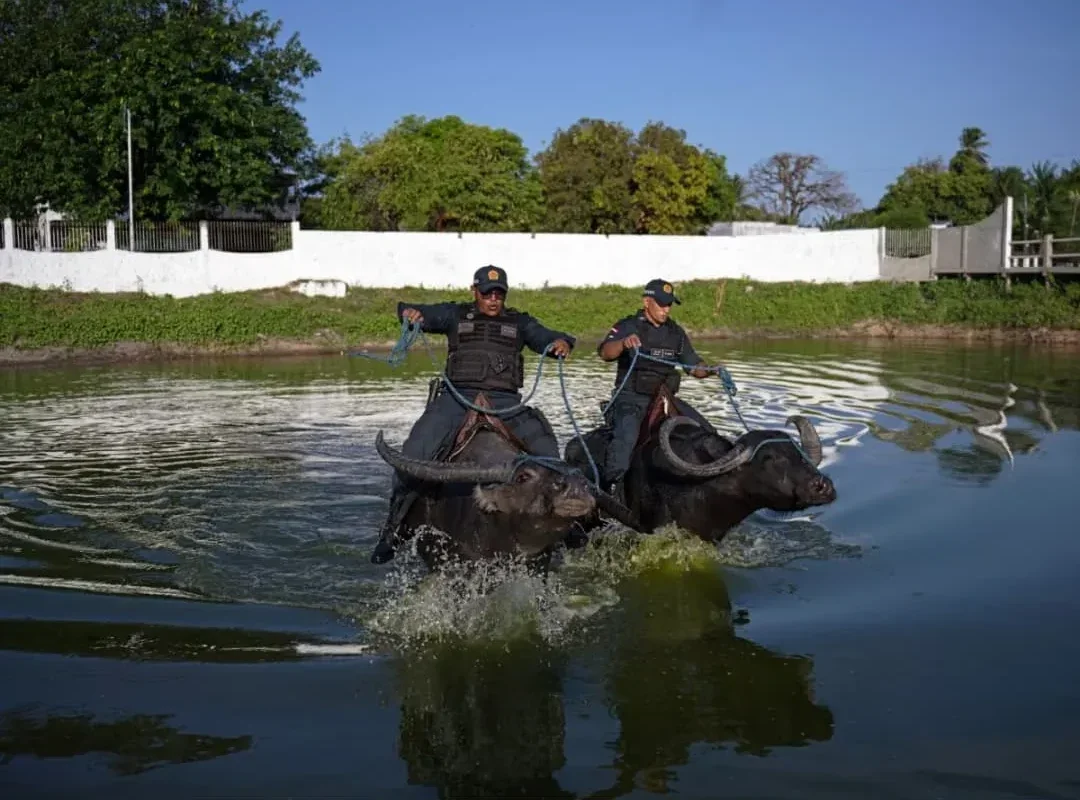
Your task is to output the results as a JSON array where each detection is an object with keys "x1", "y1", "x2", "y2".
[{"x1": 473, "y1": 484, "x2": 505, "y2": 513}]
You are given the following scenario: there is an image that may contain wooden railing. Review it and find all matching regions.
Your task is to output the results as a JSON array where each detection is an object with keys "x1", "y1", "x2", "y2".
[{"x1": 1009, "y1": 235, "x2": 1080, "y2": 274}]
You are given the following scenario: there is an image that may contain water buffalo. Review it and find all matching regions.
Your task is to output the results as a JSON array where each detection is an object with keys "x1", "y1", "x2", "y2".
[
  {"x1": 564, "y1": 385, "x2": 837, "y2": 542},
  {"x1": 374, "y1": 398, "x2": 632, "y2": 572}
]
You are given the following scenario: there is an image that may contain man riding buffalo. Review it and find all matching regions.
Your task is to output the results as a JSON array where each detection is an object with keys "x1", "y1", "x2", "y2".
[
  {"x1": 596, "y1": 278, "x2": 729, "y2": 502},
  {"x1": 370, "y1": 265, "x2": 577, "y2": 564}
]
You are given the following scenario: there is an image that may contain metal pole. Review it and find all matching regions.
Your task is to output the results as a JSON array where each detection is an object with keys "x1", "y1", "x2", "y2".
[{"x1": 126, "y1": 106, "x2": 135, "y2": 251}]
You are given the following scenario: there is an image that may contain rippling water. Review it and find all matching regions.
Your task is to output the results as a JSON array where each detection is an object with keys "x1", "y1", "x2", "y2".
[{"x1": 2, "y1": 339, "x2": 1080, "y2": 798}]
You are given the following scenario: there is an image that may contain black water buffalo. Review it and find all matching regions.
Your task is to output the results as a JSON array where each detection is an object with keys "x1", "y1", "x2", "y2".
[
  {"x1": 374, "y1": 404, "x2": 632, "y2": 572},
  {"x1": 564, "y1": 386, "x2": 837, "y2": 542}
]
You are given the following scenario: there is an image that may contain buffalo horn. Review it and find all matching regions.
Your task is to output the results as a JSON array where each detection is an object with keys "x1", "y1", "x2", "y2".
[
  {"x1": 657, "y1": 416, "x2": 753, "y2": 477},
  {"x1": 593, "y1": 490, "x2": 645, "y2": 532},
  {"x1": 374, "y1": 431, "x2": 517, "y2": 484},
  {"x1": 786, "y1": 415, "x2": 823, "y2": 466}
]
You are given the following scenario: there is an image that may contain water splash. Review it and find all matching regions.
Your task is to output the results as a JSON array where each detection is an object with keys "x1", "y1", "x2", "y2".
[
  {"x1": 362, "y1": 543, "x2": 618, "y2": 651},
  {"x1": 358, "y1": 517, "x2": 859, "y2": 652}
]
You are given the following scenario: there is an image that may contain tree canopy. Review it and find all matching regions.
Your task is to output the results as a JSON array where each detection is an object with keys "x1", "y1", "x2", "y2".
[
  {"x1": 312, "y1": 115, "x2": 541, "y2": 232},
  {"x1": 0, "y1": 0, "x2": 320, "y2": 220},
  {"x1": 534, "y1": 118, "x2": 738, "y2": 235}
]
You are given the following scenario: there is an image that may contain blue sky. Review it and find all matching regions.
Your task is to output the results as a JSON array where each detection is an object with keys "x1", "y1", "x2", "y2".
[{"x1": 251, "y1": 0, "x2": 1078, "y2": 210}]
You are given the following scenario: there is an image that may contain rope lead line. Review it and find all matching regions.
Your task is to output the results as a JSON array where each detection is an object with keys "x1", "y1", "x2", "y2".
[{"x1": 349, "y1": 319, "x2": 751, "y2": 489}]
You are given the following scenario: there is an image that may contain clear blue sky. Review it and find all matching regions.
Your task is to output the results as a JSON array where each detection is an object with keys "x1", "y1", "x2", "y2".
[{"x1": 251, "y1": 0, "x2": 1078, "y2": 210}]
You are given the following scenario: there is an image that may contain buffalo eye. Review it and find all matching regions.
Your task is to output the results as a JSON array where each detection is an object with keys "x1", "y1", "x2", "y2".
[{"x1": 515, "y1": 470, "x2": 531, "y2": 484}]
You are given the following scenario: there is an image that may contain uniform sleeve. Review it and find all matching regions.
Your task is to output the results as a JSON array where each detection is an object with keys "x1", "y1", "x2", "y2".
[
  {"x1": 395, "y1": 301, "x2": 459, "y2": 335},
  {"x1": 519, "y1": 313, "x2": 576, "y2": 357},
  {"x1": 597, "y1": 316, "x2": 635, "y2": 354},
  {"x1": 678, "y1": 328, "x2": 705, "y2": 371}
]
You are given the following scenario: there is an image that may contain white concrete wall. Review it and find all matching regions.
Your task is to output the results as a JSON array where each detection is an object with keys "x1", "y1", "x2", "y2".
[{"x1": 1, "y1": 227, "x2": 883, "y2": 296}]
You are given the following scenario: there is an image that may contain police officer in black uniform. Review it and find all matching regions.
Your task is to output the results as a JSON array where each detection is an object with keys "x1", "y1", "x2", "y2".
[
  {"x1": 371, "y1": 265, "x2": 576, "y2": 564},
  {"x1": 598, "y1": 278, "x2": 721, "y2": 499}
]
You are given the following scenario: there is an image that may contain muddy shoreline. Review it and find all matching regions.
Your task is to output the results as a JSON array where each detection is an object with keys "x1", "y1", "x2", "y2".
[{"x1": 4, "y1": 322, "x2": 1080, "y2": 369}]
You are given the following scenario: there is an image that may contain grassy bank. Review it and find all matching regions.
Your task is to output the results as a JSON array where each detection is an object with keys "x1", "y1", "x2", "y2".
[{"x1": 3, "y1": 278, "x2": 1080, "y2": 365}]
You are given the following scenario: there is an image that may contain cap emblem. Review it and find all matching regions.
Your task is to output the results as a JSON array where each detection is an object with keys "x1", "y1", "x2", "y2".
[
  {"x1": 663, "y1": 283, "x2": 672, "y2": 293},
  {"x1": 488, "y1": 269, "x2": 500, "y2": 280}
]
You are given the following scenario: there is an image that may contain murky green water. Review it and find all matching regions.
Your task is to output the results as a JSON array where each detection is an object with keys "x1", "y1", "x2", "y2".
[{"x1": 2, "y1": 340, "x2": 1079, "y2": 799}]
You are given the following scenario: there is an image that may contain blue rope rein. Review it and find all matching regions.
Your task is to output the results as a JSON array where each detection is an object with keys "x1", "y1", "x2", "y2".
[
  {"x1": 606, "y1": 346, "x2": 750, "y2": 432},
  {"x1": 348, "y1": 318, "x2": 773, "y2": 488},
  {"x1": 352, "y1": 319, "x2": 553, "y2": 418}
]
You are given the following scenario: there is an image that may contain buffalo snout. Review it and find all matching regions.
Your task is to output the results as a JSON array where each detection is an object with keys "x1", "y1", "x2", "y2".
[
  {"x1": 553, "y1": 474, "x2": 597, "y2": 518},
  {"x1": 803, "y1": 473, "x2": 836, "y2": 505}
]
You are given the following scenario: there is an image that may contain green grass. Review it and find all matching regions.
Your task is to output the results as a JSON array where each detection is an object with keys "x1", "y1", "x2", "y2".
[{"x1": 3, "y1": 278, "x2": 1080, "y2": 350}]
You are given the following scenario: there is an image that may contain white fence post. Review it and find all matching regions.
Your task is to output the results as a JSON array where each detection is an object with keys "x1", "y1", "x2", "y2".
[
  {"x1": 2, "y1": 218, "x2": 13, "y2": 250},
  {"x1": 106, "y1": 220, "x2": 116, "y2": 250},
  {"x1": 199, "y1": 221, "x2": 209, "y2": 251},
  {"x1": 1001, "y1": 196, "x2": 1013, "y2": 273}
]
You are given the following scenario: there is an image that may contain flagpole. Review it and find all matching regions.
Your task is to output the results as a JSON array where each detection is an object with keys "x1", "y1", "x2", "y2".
[{"x1": 126, "y1": 106, "x2": 135, "y2": 250}]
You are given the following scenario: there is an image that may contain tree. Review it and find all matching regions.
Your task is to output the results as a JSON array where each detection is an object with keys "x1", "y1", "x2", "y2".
[
  {"x1": 953, "y1": 126, "x2": 990, "y2": 168},
  {"x1": 0, "y1": 0, "x2": 320, "y2": 220},
  {"x1": 743, "y1": 153, "x2": 858, "y2": 223},
  {"x1": 629, "y1": 122, "x2": 715, "y2": 234},
  {"x1": 535, "y1": 118, "x2": 636, "y2": 234},
  {"x1": 535, "y1": 118, "x2": 738, "y2": 234},
  {"x1": 316, "y1": 115, "x2": 542, "y2": 232},
  {"x1": 697, "y1": 151, "x2": 740, "y2": 227}
]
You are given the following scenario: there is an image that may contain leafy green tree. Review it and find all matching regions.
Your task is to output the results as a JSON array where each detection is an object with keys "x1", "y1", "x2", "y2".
[
  {"x1": 535, "y1": 118, "x2": 737, "y2": 234},
  {"x1": 1017, "y1": 160, "x2": 1080, "y2": 239},
  {"x1": 534, "y1": 118, "x2": 636, "y2": 234},
  {"x1": 630, "y1": 122, "x2": 713, "y2": 234},
  {"x1": 873, "y1": 129, "x2": 993, "y2": 226},
  {"x1": 316, "y1": 115, "x2": 541, "y2": 232},
  {"x1": 0, "y1": 0, "x2": 320, "y2": 220},
  {"x1": 989, "y1": 166, "x2": 1028, "y2": 210}
]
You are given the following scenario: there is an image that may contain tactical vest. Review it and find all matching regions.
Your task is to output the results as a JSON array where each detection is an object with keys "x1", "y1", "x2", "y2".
[
  {"x1": 445, "y1": 304, "x2": 524, "y2": 392},
  {"x1": 615, "y1": 315, "x2": 684, "y2": 397}
]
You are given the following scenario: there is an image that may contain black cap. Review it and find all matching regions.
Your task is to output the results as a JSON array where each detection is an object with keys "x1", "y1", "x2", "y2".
[
  {"x1": 473, "y1": 265, "x2": 508, "y2": 293},
  {"x1": 643, "y1": 278, "x2": 680, "y2": 306}
]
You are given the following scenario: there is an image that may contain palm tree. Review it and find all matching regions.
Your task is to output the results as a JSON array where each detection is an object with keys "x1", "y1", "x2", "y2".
[
  {"x1": 1027, "y1": 161, "x2": 1058, "y2": 235},
  {"x1": 959, "y1": 127, "x2": 990, "y2": 166}
]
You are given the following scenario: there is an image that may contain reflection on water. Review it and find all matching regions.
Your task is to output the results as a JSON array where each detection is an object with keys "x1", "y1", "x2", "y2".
[
  {"x1": 388, "y1": 561, "x2": 832, "y2": 800},
  {"x1": 1, "y1": 339, "x2": 1079, "y2": 797},
  {"x1": 0, "y1": 618, "x2": 369, "y2": 663},
  {"x1": 396, "y1": 638, "x2": 574, "y2": 799},
  {"x1": 0, "y1": 706, "x2": 251, "y2": 776},
  {"x1": 588, "y1": 564, "x2": 833, "y2": 798}
]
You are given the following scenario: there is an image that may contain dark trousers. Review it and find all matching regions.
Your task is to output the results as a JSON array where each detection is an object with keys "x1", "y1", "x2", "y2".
[
  {"x1": 603, "y1": 393, "x2": 716, "y2": 485},
  {"x1": 390, "y1": 387, "x2": 559, "y2": 497}
]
